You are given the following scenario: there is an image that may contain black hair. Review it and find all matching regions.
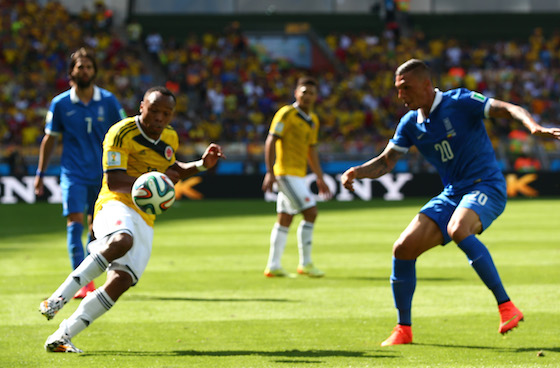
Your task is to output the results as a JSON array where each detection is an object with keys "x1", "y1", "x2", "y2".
[{"x1": 144, "y1": 86, "x2": 177, "y2": 104}]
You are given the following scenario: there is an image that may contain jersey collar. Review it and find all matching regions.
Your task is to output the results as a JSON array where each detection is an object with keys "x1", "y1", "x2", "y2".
[
  {"x1": 70, "y1": 85, "x2": 101, "y2": 104},
  {"x1": 135, "y1": 115, "x2": 161, "y2": 144},
  {"x1": 417, "y1": 88, "x2": 442, "y2": 123},
  {"x1": 293, "y1": 102, "x2": 312, "y2": 122}
]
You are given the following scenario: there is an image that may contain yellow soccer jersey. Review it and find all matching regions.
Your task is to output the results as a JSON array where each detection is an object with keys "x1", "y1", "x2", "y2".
[
  {"x1": 94, "y1": 116, "x2": 178, "y2": 227},
  {"x1": 269, "y1": 104, "x2": 319, "y2": 177}
]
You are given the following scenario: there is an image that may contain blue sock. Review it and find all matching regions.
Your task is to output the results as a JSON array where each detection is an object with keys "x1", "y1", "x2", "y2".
[
  {"x1": 391, "y1": 257, "x2": 417, "y2": 326},
  {"x1": 67, "y1": 222, "x2": 85, "y2": 270},
  {"x1": 457, "y1": 235, "x2": 509, "y2": 304}
]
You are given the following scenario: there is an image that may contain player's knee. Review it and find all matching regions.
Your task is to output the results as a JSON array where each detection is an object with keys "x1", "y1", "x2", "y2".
[
  {"x1": 103, "y1": 271, "x2": 132, "y2": 301},
  {"x1": 67, "y1": 213, "x2": 84, "y2": 224},
  {"x1": 104, "y1": 232, "x2": 134, "y2": 260},
  {"x1": 278, "y1": 213, "x2": 294, "y2": 227},
  {"x1": 392, "y1": 238, "x2": 413, "y2": 259},
  {"x1": 448, "y1": 220, "x2": 468, "y2": 243},
  {"x1": 303, "y1": 208, "x2": 317, "y2": 223}
]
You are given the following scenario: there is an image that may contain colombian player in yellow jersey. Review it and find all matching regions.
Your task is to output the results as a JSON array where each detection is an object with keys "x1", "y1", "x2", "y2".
[
  {"x1": 39, "y1": 87, "x2": 225, "y2": 353},
  {"x1": 262, "y1": 77, "x2": 331, "y2": 278}
]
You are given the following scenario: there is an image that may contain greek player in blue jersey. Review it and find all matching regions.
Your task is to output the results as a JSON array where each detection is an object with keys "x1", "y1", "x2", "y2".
[
  {"x1": 34, "y1": 48, "x2": 126, "y2": 298},
  {"x1": 341, "y1": 59, "x2": 560, "y2": 346}
]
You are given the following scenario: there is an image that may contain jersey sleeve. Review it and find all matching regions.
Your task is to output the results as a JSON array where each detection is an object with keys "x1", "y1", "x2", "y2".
[
  {"x1": 269, "y1": 106, "x2": 289, "y2": 138},
  {"x1": 389, "y1": 113, "x2": 415, "y2": 152},
  {"x1": 109, "y1": 94, "x2": 127, "y2": 122},
  {"x1": 45, "y1": 100, "x2": 63, "y2": 136},
  {"x1": 453, "y1": 88, "x2": 491, "y2": 120},
  {"x1": 102, "y1": 124, "x2": 129, "y2": 172},
  {"x1": 169, "y1": 130, "x2": 179, "y2": 167}
]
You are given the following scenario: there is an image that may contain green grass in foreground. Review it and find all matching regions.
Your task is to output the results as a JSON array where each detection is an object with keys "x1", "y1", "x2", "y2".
[{"x1": 1, "y1": 198, "x2": 559, "y2": 367}]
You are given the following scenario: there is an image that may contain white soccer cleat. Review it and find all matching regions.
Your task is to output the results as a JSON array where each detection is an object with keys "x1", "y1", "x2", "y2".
[
  {"x1": 297, "y1": 263, "x2": 325, "y2": 278},
  {"x1": 39, "y1": 297, "x2": 65, "y2": 320},
  {"x1": 45, "y1": 332, "x2": 83, "y2": 353}
]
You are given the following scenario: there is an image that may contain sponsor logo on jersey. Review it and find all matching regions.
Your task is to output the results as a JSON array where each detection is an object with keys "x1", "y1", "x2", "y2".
[{"x1": 107, "y1": 151, "x2": 121, "y2": 166}]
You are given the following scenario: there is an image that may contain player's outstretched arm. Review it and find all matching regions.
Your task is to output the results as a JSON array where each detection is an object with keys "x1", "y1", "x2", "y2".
[
  {"x1": 341, "y1": 146, "x2": 404, "y2": 192},
  {"x1": 166, "y1": 143, "x2": 226, "y2": 183},
  {"x1": 489, "y1": 99, "x2": 560, "y2": 140}
]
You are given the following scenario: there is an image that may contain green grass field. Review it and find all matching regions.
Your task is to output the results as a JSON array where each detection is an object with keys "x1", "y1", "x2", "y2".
[{"x1": 1, "y1": 198, "x2": 559, "y2": 367}]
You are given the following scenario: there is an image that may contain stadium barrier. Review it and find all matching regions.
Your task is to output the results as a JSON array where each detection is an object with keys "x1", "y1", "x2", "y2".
[{"x1": 1, "y1": 172, "x2": 559, "y2": 204}]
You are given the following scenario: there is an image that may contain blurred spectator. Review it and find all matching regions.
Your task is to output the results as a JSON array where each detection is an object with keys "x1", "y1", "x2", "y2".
[
  {"x1": 6, "y1": 144, "x2": 27, "y2": 178},
  {"x1": 1, "y1": 1, "x2": 560, "y2": 172},
  {"x1": 514, "y1": 155, "x2": 541, "y2": 173}
]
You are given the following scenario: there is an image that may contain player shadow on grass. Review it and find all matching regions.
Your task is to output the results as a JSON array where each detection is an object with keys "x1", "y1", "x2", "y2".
[
  {"x1": 332, "y1": 276, "x2": 464, "y2": 282},
  {"x1": 81, "y1": 348, "x2": 398, "y2": 359},
  {"x1": 126, "y1": 295, "x2": 300, "y2": 303},
  {"x1": 415, "y1": 343, "x2": 560, "y2": 353}
]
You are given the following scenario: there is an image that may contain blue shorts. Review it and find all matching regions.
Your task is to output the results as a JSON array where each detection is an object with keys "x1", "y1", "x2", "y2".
[
  {"x1": 60, "y1": 179, "x2": 101, "y2": 217},
  {"x1": 420, "y1": 181, "x2": 507, "y2": 245}
]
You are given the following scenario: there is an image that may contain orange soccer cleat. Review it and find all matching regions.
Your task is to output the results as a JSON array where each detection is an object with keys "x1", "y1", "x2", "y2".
[
  {"x1": 381, "y1": 324, "x2": 413, "y2": 346},
  {"x1": 498, "y1": 301, "x2": 524, "y2": 334},
  {"x1": 73, "y1": 281, "x2": 95, "y2": 299}
]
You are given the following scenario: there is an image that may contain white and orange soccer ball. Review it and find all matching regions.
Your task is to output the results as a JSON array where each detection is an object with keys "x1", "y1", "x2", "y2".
[{"x1": 131, "y1": 172, "x2": 175, "y2": 215}]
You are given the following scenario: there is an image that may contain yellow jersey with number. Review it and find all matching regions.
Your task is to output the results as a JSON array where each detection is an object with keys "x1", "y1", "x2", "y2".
[
  {"x1": 269, "y1": 104, "x2": 319, "y2": 177},
  {"x1": 94, "y1": 116, "x2": 178, "y2": 227}
]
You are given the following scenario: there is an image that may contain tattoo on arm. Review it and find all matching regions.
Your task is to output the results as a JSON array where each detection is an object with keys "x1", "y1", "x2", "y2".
[{"x1": 357, "y1": 148, "x2": 404, "y2": 179}]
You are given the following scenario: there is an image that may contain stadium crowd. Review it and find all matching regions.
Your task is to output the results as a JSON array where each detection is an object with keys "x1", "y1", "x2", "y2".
[{"x1": 1, "y1": 0, "x2": 559, "y2": 173}]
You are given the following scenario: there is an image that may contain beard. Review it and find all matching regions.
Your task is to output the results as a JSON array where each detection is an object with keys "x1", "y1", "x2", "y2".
[{"x1": 72, "y1": 75, "x2": 95, "y2": 89}]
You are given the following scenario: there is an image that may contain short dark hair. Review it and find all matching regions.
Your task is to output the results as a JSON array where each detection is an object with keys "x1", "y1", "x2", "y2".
[
  {"x1": 68, "y1": 47, "x2": 98, "y2": 76},
  {"x1": 296, "y1": 76, "x2": 318, "y2": 88},
  {"x1": 395, "y1": 59, "x2": 431, "y2": 78},
  {"x1": 144, "y1": 86, "x2": 176, "y2": 104}
]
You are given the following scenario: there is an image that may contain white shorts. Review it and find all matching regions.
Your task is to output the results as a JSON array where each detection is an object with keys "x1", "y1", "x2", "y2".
[
  {"x1": 276, "y1": 175, "x2": 316, "y2": 215},
  {"x1": 91, "y1": 200, "x2": 154, "y2": 286}
]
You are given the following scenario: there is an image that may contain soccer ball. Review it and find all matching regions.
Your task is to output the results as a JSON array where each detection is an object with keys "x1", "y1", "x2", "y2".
[{"x1": 131, "y1": 172, "x2": 176, "y2": 215}]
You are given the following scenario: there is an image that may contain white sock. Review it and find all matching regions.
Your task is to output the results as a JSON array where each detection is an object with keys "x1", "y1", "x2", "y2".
[
  {"x1": 297, "y1": 220, "x2": 314, "y2": 266},
  {"x1": 51, "y1": 253, "x2": 108, "y2": 303},
  {"x1": 267, "y1": 223, "x2": 289, "y2": 270},
  {"x1": 64, "y1": 288, "x2": 115, "y2": 338}
]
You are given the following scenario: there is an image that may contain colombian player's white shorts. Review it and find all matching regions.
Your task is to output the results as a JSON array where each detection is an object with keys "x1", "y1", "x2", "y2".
[
  {"x1": 276, "y1": 175, "x2": 316, "y2": 215},
  {"x1": 91, "y1": 200, "x2": 153, "y2": 286}
]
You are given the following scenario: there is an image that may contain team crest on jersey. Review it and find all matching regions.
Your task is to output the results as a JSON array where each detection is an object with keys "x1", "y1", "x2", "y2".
[
  {"x1": 470, "y1": 92, "x2": 486, "y2": 103},
  {"x1": 164, "y1": 145, "x2": 174, "y2": 161},
  {"x1": 107, "y1": 151, "x2": 121, "y2": 167},
  {"x1": 97, "y1": 106, "x2": 105, "y2": 121},
  {"x1": 443, "y1": 117, "x2": 456, "y2": 138}
]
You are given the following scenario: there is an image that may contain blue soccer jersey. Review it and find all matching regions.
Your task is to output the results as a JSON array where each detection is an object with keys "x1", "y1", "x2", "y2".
[
  {"x1": 45, "y1": 86, "x2": 126, "y2": 185},
  {"x1": 389, "y1": 88, "x2": 504, "y2": 195}
]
